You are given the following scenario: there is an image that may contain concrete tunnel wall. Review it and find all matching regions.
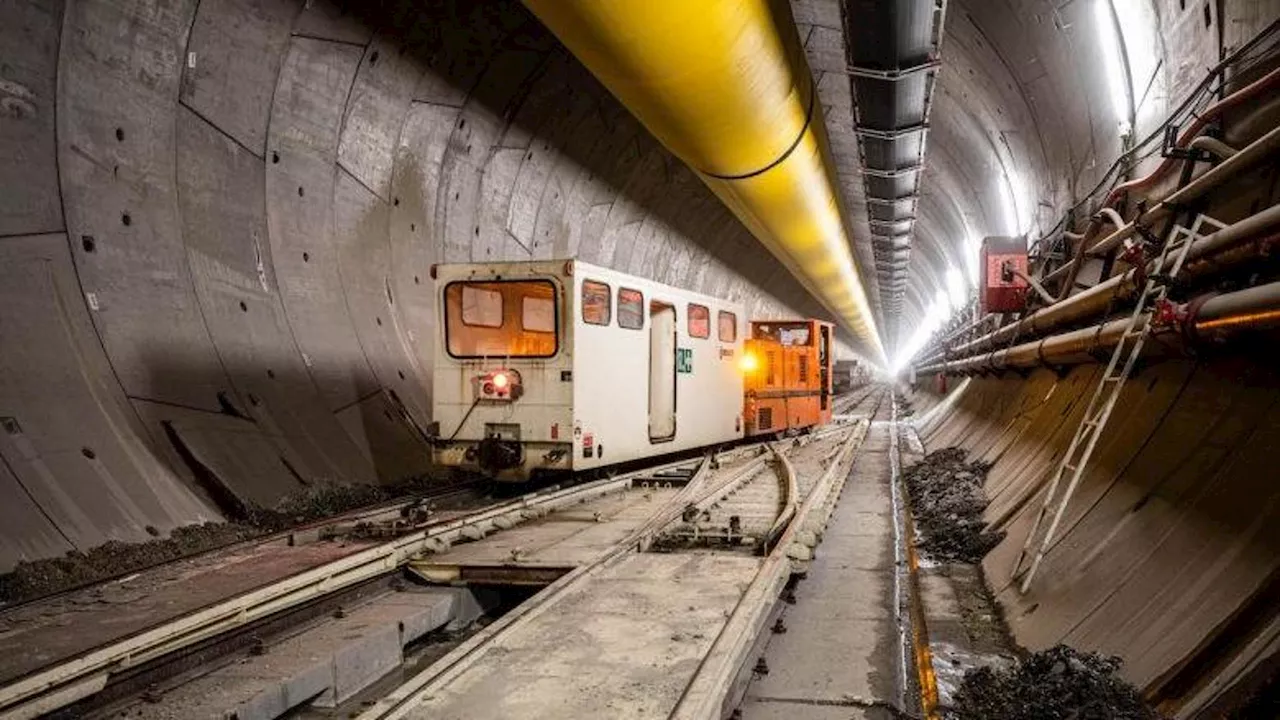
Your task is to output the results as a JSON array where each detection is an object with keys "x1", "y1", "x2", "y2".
[
  {"x1": 910, "y1": 356, "x2": 1280, "y2": 715},
  {"x1": 0, "y1": 0, "x2": 849, "y2": 572}
]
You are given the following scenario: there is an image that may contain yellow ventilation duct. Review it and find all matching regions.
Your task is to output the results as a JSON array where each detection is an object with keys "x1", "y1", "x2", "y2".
[{"x1": 522, "y1": 0, "x2": 886, "y2": 364}]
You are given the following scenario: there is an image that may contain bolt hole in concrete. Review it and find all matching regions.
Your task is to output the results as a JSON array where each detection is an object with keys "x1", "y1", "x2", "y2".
[
  {"x1": 240, "y1": 301, "x2": 248, "y2": 312},
  {"x1": 394, "y1": 197, "x2": 399, "y2": 206},
  {"x1": 81, "y1": 235, "x2": 95, "y2": 252},
  {"x1": 115, "y1": 127, "x2": 124, "y2": 142},
  {"x1": 303, "y1": 251, "x2": 310, "y2": 262},
  {"x1": 121, "y1": 212, "x2": 131, "y2": 226},
  {"x1": 298, "y1": 186, "x2": 304, "y2": 197},
  {"x1": 272, "y1": 151, "x2": 280, "y2": 164}
]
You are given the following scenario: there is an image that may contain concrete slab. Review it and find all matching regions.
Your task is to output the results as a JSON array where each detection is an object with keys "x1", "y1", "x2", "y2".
[
  {"x1": 399, "y1": 553, "x2": 761, "y2": 719},
  {"x1": 739, "y1": 700, "x2": 892, "y2": 719},
  {"x1": 739, "y1": 423, "x2": 900, "y2": 716},
  {"x1": 126, "y1": 587, "x2": 466, "y2": 720},
  {"x1": 420, "y1": 486, "x2": 680, "y2": 568}
]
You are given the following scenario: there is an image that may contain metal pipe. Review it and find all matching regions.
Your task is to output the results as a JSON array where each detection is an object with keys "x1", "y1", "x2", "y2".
[
  {"x1": 919, "y1": 280, "x2": 1280, "y2": 375},
  {"x1": 1188, "y1": 136, "x2": 1240, "y2": 159},
  {"x1": 1012, "y1": 267, "x2": 1058, "y2": 306},
  {"x1": 520, "y1": 0, "x2": 886, "y2": 363},
  {"x1": 1095, "y1": 207, "x2": 1126, "y2": 230},
  {"x1": 1190, "y1": 281, "x2": 1280, "y2": 337},
  {"x1": 1103, "y1": 65, "x2": 1280, "y2": 206},
  {"x1": 941, "y1": 203, "x2": 1280, "y2": 361},
  {"x1": 1041, "y1": 122, "x2": 1280, "y2": 276}
]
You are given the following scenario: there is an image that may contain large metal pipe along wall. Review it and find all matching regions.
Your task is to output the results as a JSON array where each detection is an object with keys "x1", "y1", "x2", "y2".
[
  {"x1": 520, "y1": 0, "x2": 887, "y2": 363},
  {"x1": 2, "y1": 0, "x2": 1280, "y2": 716}
]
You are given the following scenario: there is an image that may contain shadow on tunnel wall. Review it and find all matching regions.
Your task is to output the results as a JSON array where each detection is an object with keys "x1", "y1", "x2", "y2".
[
  {"x1": 0, "y1": 0, "x2": 842, "y2": 571},
  {"x1": 337, "y1": 0, "x2": 834, "y2": 316}
]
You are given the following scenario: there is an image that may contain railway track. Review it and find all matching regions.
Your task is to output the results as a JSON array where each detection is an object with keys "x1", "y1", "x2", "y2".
[
  {"x1": 2, "y1": 388, "x2": 891, "y2": 720},
  {"x1": 356, "y1": 421, "x2": 870, "y2": 719},
  {"x1": 0, "y1": 452, "x2": 732, "y2": 719}
]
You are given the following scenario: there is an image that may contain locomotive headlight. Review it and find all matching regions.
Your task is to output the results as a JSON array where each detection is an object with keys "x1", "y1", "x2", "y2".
[
  {"x1": 739, "y1": 352, "x2": 759, "y2": 373},
  {"x1": 478, "y1": 368, "x2": 522, "y2": 402}
]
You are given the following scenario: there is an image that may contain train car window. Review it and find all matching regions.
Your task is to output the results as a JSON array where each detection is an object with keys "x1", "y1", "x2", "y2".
[
  {"x1": 618, "y1": 288, "x2": 644, "y2": 329},
  {"x1": 753, "y1": 322, "x2": 811, "y2": 346},
  {"x1": 522, "y1": 296, "x2": 555, "y2": 333},
  {"x1": 688, "y1": 303, "x2": 710, "y2": 339},
  {"x1": 445, "y1": 280, "x2": 558, "y2": 358},
  {"x1": 460, "y1": 285, "x2": 502, "y2": 328},
  {"x1": 718, "y1": 311, "x2": 737, "y2": 342},
  {"x1": 582, "y1": 280, "x2": 611, "y2": 325}
]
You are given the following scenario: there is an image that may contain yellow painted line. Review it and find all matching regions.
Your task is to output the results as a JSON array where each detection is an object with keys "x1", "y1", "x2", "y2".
[{"x1": 901, "y1": 502, "x2": 942, "y2": 720}]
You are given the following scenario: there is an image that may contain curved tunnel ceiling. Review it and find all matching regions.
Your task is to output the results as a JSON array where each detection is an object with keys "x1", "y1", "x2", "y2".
[
  {"x1": 0, "y1": 0, "x2": 1275, "y2": 568},
  {"x1": 796, "y1": 0, "x2": 1274, "y2": 356}
]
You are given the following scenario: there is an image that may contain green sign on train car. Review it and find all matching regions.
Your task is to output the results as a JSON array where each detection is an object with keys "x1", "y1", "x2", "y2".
[{"x1": 677, "y1": 348, "x2": 693, "y2": 374}]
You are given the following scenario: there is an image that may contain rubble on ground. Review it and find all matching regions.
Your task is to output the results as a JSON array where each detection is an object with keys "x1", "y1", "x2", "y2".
[
  {"x1": 0, "y1": 482, "x2": 396, "y2": 605},
  {"x1": 952, "y1": 644, "x2": 1164, "y2": 719},
  {"x1": 0, "y1": 522, "x2": 260, "y2": 604},
  {"x1": 903, "y1": 447, "x2": 1004, "y2": 563}
]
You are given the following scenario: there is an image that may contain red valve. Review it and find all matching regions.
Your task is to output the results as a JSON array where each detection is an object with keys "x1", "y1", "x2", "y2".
[{"x1": 1151, "y1": 298, "x2": 1185, "y2": 329}]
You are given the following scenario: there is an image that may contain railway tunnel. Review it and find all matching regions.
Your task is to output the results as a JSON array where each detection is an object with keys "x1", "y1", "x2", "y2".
[{"x1": 1, "y1": 0, "x2": 1279, "y2": 717}]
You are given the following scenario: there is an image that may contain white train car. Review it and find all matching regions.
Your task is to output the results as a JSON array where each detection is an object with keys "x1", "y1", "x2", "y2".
[{"x1": 431, "y1": 259, "x2": 745, "y2": 480}]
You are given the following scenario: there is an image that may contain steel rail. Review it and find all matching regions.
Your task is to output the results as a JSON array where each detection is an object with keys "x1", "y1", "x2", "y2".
[
  {"x1": 0, "y1": 455, "x2": 705, "y2": 719},
  {"x1": 671, "y1": 425, "x2": 865, "y2": 719},
  {"x1": 356, "y1": 451, "x2": 740, "y2": 720},
  {"x1": 358, "y1": 428, "x2": 864, "y2": 720}
]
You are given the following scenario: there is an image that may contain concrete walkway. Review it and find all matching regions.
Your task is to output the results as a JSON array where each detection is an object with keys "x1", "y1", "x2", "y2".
[{"x1": 739, "y1": 422, "x2": 902, "y2": 720}]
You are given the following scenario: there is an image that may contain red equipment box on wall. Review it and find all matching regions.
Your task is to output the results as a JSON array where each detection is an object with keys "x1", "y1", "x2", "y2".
[{"x1": 980, "y1": 236, "x2": 1029, "y2": 314}]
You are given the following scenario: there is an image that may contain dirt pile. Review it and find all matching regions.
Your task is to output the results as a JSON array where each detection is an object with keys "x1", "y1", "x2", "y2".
[
  {"x1": 247, "y1": 482, "x2": 391, "y2": 530},
  {"x1": 903, "y1": 447, "x2": 1004, "y2": 563},
  {"x1": 953, "y1": 644, "x2": 1163, "y2": 719},
  {"x1": 0, "y1": 482, "x2": 397, "y2": 605},
  {"x1": 0, "y1": 522, "x2": 261, "y2": 604}
]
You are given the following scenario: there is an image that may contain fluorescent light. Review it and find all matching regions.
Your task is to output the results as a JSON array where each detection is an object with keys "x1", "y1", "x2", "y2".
[
  {"x1": 890, "y1": 294, "x2": 955, "y2": 373},
  {"x1": 1097, "y1": 0, "x2": 1131, "y2": 133},
  {"x1": 966, "y1": 233, "x2": 982, "y2": 285},
  {"x1": 946, "y1": 267, "x2": 966, "y2": 310},
  {"x1": 1112, "y1": 0, "x2": 1158, "y2": 121},
  {"x1": 1000, "y1": 167, "x2": 1027, "y2": 237}
]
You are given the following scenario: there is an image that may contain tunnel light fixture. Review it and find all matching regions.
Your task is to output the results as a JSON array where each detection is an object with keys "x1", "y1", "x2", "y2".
[
  {"x1": 946, "y1": 267, "x2": 967, "y2": 310},
  {"x1": 1112, "y1": 0, "x2": 1158, "y2": 128},
  {"x1": 1097, "y1": 0, "x2": 1133, "y2": 136},
  {"x1": 891, "y1": 294, "x2": 953, "y2": 373},
  {"x1": 1000, "y1": 167, "x2": 1030, "y2": 239}
]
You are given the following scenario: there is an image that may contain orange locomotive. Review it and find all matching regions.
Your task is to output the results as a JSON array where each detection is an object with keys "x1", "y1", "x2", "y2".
[{"x1": 741, "y1": 319, "x2": 834, "y2": 436}]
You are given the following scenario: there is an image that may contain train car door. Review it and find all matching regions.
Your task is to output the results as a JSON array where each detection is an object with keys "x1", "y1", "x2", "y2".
[
  {"x1": 649, "y1": 301, "x2": 677, "y2": 441},
  {"x1": 819, "y1": 324, "x2": 831, "y2": 411}
]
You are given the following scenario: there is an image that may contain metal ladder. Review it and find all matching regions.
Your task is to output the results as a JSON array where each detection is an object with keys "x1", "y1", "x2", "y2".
[{"x1": 1011, "y1": 213, "x2": 1225, "y2": 594}]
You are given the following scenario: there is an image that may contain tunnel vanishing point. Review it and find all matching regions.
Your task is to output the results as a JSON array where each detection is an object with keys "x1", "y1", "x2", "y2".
[{"x1": 1, "y1": 0, "x2": 1280, "y2": 717}]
